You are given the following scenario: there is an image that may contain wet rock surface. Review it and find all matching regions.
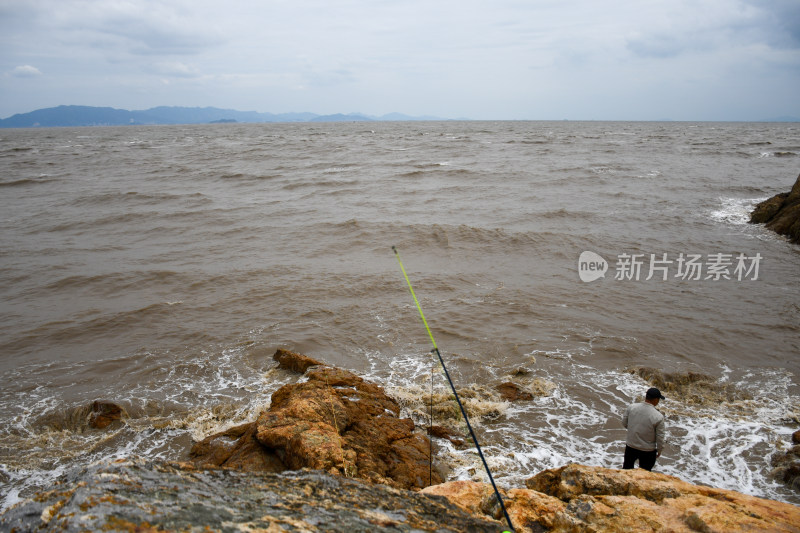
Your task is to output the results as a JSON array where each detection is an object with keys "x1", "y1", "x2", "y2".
[
  {"x1": 88, "y1": 400, "x2": 125, "y2": 429},
  {"x1": 750, "y1": 173, "x2": 800, "y2": 243},
  {"x1": 772, "y1": 444, "x2": 800, "y2": 492},
  {"x1": 497, "y1": 381, "x2": 534, "y2": 402},
  {"x1": 191, "y1": 350, "x2": 442, "y2": 490},
  {"x1": 527, "y1": 464, "x2": 800, "y2": 532},
  {"x1": 272, "y1": 347, "x2": 324, "y2": 373},
  {"x1": 0, "y1": 458, "x2": 502, "y2": 532},
  {"x1": 428, "y1": 464, "x2": 800, "y2": 532}
]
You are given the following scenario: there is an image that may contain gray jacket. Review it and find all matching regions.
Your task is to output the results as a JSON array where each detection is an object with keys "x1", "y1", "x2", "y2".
[{"x1": 622, "y1": 402, "x2": 665, "y2": 452}]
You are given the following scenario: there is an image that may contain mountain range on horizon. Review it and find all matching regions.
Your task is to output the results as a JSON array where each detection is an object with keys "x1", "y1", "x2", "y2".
[
  {"x1": 0, "y1": 105, "x2": 451, "y2": 128},
  {"x1": 1, "y1": 105, "x2": 798, "y2": 128}
]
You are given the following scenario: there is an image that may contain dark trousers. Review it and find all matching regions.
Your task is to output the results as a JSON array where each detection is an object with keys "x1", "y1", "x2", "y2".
[{"x1": 623, "y1": 445, "x2": 657, "y2": 471}]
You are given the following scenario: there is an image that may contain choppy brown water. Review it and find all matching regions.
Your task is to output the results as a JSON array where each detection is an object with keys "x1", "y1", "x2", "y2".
[{"x1": 1, "y1": 121, "x2": 799, "y2": 509}]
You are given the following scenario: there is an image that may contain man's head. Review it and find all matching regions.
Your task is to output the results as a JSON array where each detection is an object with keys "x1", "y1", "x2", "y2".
[{"x1": 645, "y1": 387, "x2": 666, "y2": 404}]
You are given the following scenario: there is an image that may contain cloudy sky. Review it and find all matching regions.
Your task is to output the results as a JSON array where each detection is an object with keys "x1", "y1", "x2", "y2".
[{"x1": 1, "y1": 0, "x2": 798, "y2": 120}]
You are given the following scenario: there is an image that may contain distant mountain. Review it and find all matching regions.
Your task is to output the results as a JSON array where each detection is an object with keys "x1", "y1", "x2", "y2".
[
  {"x1": 310, "y1": 113, "x2": 374, "y2": 122},
  {"x1": 0, "y1": 106, "x2": 144, "y2": 128},
  {"x1": 377, "y1": 112, "x2": 443, "y2": 121},
  {"x1": 760, "y1": 116, "x2": 800, "y2": 123},
  {"x1": 0, "y1": 105, "x2": 449, "y2": 128}
]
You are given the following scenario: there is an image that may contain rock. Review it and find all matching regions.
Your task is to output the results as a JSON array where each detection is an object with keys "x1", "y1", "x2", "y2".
[
  {"x1": 192, "y1": 358, "x2": 442, "y2": 490},
  {"x1": 88, "y1": 400, "x2": 124, "y2": 429},
  {"x1": 771, "y1": 444, "x2": 800, "y2": 491},
  {"x1": 751, "y1": 192, "x2": 790, "y2": 223},
  {"x1": 525, "y1": 463, "x2": 800, "y2": 532},
  {"x1": 497, "y1": 381, "x2": 534, "y2": 402},
  {"x1": 428, "y1": 425, "x2": 466, "y2": 447},
  {"x1": 423, "y1": 481, "x2": 565, "y2": 532},
  {"x1": 429, "y1": 465, "x2": 800, "y2": 532},
  {"x1": 794, "y1": 430, "x2": 800, "y2": 445},
  {"x1": 257, "y1": 365, "x2": 442, "y2": 489},
  {"x1": 0, "y1": 458, "x2": 503, "y2": 532},
  {"x1": 750, "y1": 173, "x2": 800, "y2": 243},
  {"x1": 273, "y1": 347, "x2": 324, "y2": 373},
  {"x1": 189, "y1": 422, "x2": 285, "y2": 472},
  {"x1": 629, "y1": 367, "x2": 752, "y2": 406}
]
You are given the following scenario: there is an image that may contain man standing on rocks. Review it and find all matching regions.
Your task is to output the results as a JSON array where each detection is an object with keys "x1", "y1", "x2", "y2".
[{"x1": 622, "y1": 387, "x2": 666, "y2": 471}]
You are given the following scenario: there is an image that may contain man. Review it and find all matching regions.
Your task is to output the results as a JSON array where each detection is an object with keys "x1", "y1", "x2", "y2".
[{"x1": 622, "y1": 387, "x2": 665, "y2": 471}]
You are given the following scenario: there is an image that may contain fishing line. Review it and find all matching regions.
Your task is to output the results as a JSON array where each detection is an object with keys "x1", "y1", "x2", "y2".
[{"x1": 392, "y1": 246, "x2": 515, "y2": 533}]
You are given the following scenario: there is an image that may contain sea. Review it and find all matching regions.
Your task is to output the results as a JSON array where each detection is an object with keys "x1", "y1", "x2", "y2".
[{"x1": 1, "y1": 120, "x2": 798, "y2": 511}]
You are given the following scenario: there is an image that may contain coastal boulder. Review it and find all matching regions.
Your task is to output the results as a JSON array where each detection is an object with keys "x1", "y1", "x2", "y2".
[
  {"x1": 497, "y1": 381, "x2": 534, "y2": 402},
  {"x1": 750, "y1": 173, "x2": 800, "y2": 243},
  {"x1": 255, "y1": 364, "x2": 442, "y2": 489},
  {"x1": 273, "y1": 347, "x2": 324, "y2": 373},
  {"x1": 88, "y1": 400, "x2": 125, "y2": 429},
  {"x1": 771, "y1": 443, "x2": 800, "y2": 491},
  {"x1": 191, "y1": 354, "x2": 442, "y2": 490},
  {"x1": 428, "y1": 465, "x2": 800, "y2": 532},
  {"x1": 422, "y1": 481, "x2": 565, "y2": 533},
  {"x1": 0, "y1": 459, "x2": 502, "y2": 532},
  {"x1": 525, "y1": 464, "x2": 800, "y2": 532}
]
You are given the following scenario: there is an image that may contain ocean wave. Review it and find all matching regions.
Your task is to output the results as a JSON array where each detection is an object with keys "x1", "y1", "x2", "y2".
[
  {"x1": 41, "y1": 270, "x2": 184, "y2": 294},
  {"x1": 306, "y1": 219, "x2": 591, "y2": 254},
  {"x1": 709, "y1": 197, "x2": 767, "y2": 225},
  {"x1": 1, "y1": 302, "x2": 182, "y2": 351},
  {"x1": 68, "y1": 191, "x2": 211, "y2": 208},
  {"x1": 0, "y1": 176, "x2": 57, "y2": 187}
]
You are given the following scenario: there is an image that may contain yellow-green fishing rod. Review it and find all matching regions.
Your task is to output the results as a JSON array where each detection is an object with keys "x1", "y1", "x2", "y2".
[{"x1": 392, "y1": 245, "x2": 515, "y2": 533}]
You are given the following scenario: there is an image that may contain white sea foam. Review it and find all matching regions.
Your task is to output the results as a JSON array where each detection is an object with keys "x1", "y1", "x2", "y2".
[
  {"x1": 365, "y1": 348, "x2": 799, "y2": 504},
  {"x1": 710, "y1": 197, "x2": 767, "y2": 225}
]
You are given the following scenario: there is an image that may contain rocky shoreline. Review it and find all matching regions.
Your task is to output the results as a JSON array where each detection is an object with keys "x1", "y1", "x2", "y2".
[{"x1": 3, "y1": 349, "x2": 800, "y2": 532}]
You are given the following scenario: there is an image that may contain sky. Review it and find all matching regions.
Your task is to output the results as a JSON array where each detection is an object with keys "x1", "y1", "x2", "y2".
[{"x1": 1, "y1": 0, "x2": 799, "y2": 121}]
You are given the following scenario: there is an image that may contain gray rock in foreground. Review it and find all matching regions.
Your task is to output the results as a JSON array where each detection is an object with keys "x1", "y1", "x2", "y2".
[{"x1": 0, "y1": 458, "x2": 503, "y2": 532}]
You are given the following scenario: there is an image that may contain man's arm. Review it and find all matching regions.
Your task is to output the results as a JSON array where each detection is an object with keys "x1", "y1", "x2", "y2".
[
  {"x1": 654, "y1": 415, "x2": 665, "y2": 457},
  {"x1": 622, "y1": 405, "x2": 630, "y2": 429}
]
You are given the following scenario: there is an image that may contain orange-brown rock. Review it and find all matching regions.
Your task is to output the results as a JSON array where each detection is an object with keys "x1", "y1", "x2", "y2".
[
  {"x1": 88, "y1": 400, "x2": 124, "y2": 429},
  {"x1": 272, "y1": 347, "x2": 324, "y2": 373},
  {"x1": 428, "y1": 425, "x2": 465, "y2": 447},
  {"x1": 422, "y1": 481, "x2": 565, "y2": 532},
  {"x1": 425, "y1": 465, "x2": 800, "y2": 532},
  {"x1": 189, "y1": 422, "x2": 285, "y2": 473},
  {"x1": 191, "y1": 357, "x2": 442, "y2": 490},
  {"x1": 751, "y1": 173, "x2": 800, "y2": 243},
  {"x1": 526, "y1": 464, "x2": 800, "y2": 532},
  {"x1": 497, "y1": 381, "x2": 534, "y2": 402},
  {"x1": 256, "y1": 365, "x2": 441, "y2": 489}
]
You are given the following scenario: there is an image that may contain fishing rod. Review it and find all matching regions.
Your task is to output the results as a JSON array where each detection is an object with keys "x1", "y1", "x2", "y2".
[{"x1": 392, "y1": 246, "x2": 515, "y2": 533}]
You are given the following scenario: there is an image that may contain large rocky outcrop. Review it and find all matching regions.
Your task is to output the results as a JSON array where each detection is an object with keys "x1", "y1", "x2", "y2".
[
  {"x1": 190, "y1": 349, "x2": 442, "y2": 490},
  {"x1": 6, "y1": 460, "x2": 800, "y2": 533},
  {"x1": 0, "y1": 458, "x2": 502, "y2": 532},
  {"x1": 425, "y1": 464, "x2": 800, "y2": 532},
  {"x1": 4, "y1": 350, "x2": 800, "y2": 532},
  {"x1": 750, "y1": 173, "x2": 800, "y2": 243}
]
